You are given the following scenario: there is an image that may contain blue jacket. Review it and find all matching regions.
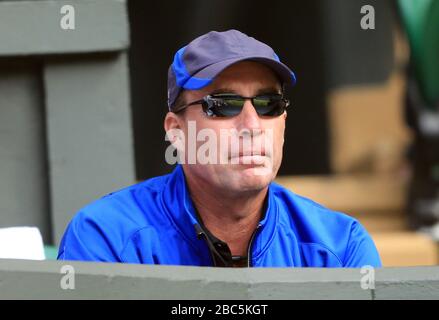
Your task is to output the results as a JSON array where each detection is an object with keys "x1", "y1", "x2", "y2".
[{"x1": 58, "y1": 165, "x2": 381, "y2": 267}]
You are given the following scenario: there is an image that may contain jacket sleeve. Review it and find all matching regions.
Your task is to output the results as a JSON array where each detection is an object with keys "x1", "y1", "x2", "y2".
[
  {"x1": 343, "y1": 220, "x2": 382, "y2": 268},
  {"x1": 57, "y1": 211, "x2": 121, "y2": 262}
]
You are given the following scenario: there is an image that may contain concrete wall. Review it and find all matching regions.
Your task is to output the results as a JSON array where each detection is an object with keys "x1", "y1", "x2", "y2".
[
  {"x1": 0, "y1": 59, "x2": 51, "y2": 240},
  {"x1": 0, "y1": 259, "x2": 438, "y2": 299},
  {"x1": 0, "y1": 0, "x2": 135, "y2": 245}
]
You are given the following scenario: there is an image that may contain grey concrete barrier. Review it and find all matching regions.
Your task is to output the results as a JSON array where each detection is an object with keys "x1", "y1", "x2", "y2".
[
  {"x1": 0, "y1": 0, "x2": 129, "y2": 56},
  {"x1": 0, "y1": 259, "x2": 438, "y2": 299}
]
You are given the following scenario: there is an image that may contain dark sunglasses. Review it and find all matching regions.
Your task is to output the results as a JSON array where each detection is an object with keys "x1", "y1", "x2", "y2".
[{"x1": 173, "y1": 93, "x2": 290, "y2": 117}]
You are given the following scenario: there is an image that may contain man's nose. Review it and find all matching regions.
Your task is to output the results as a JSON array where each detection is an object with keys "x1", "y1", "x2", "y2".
[{"x1": 236, "y1": 99, "x2": 262, "y2": 131}]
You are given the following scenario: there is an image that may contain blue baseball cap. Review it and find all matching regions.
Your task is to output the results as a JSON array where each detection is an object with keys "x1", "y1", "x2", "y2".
[{"x1": 167, "y1": 29, "x2": 296, "y2": 110}]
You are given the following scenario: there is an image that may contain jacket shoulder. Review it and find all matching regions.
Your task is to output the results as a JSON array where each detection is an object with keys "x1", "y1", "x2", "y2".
[
  {"x1": 58, "y1": 173, "x2": 172, "y2": 262},
  {"x1": 270, "y1": 182, "x2": 381, "y2": 267}
]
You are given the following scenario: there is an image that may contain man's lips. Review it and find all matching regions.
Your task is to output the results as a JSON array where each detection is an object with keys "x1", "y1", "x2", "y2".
[
  {"x1": 229, "y1": 150, "x2": 267, "y2": 159},
  {"x1": 228, "y1": 150, "x2": 270, "y2": 165}
]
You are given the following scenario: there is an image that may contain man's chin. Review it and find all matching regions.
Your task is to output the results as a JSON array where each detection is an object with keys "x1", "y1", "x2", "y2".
[
  {"x1": 230, "y1": 160, "x2": 274, "y2": 177},
  {"x1": 226, "y1": 165, "x2": 274, "y2": 190}
]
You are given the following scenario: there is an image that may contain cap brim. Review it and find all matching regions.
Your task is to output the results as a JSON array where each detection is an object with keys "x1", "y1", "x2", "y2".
[{"x1": 182, "y1": 56, "x2": 296, "y2": 91}]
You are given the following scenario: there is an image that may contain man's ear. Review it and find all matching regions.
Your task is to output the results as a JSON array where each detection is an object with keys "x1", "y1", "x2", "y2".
[
  {"x1": 164, "y1": 111, "x2": 186, "y2": 163},
  {"x1": 164, "y1": 111, "x2": 181, "y2": 134},
  {"x1": 164, "y1": 111, "x2": 185, "y2": 151}
]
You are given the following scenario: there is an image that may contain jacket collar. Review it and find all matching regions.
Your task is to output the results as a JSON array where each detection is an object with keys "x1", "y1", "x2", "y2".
[{"x1": 160, "y1": 164, "x2": 279, "y2": 259}]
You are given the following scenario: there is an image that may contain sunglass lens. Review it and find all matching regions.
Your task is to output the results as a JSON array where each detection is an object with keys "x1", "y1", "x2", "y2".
[
  {"x1": 211, "y1": 97, "x2": 244, "y2": 117},
  {"x1": 253, "y1": 96, "x2": 286, "y2": 116}
]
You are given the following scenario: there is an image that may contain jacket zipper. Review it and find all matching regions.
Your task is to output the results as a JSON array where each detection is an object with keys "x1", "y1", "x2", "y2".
[
  {"x1": 247, "y1": 224, "x2": 262, "y2": 267},
  {"x1": 195, "y1": 224, "x2": 217, "y2": 266}
]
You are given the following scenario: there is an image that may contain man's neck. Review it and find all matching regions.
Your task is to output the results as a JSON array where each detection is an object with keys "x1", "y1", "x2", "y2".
[{"x1": 184, "y1": 170, "x2": 268, "y2": 256}]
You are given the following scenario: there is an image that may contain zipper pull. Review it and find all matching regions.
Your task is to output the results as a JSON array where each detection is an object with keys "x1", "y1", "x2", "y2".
[
  {"x1": 194, "y1": 224, "x2": 205, "y2": 239},
  {"x1": 247, "y1": 223, "x2": 262, "y2": 267}
]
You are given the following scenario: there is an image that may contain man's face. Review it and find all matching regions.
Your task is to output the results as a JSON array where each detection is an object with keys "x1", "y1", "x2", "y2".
[{"x1": 166, "y1": 61, "x2": 287, "y2": 195}]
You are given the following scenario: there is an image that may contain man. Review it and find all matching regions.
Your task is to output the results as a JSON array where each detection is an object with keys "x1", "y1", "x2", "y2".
[{"x1": 58, "y1": 30, "x2": 381, "y2": 268}]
